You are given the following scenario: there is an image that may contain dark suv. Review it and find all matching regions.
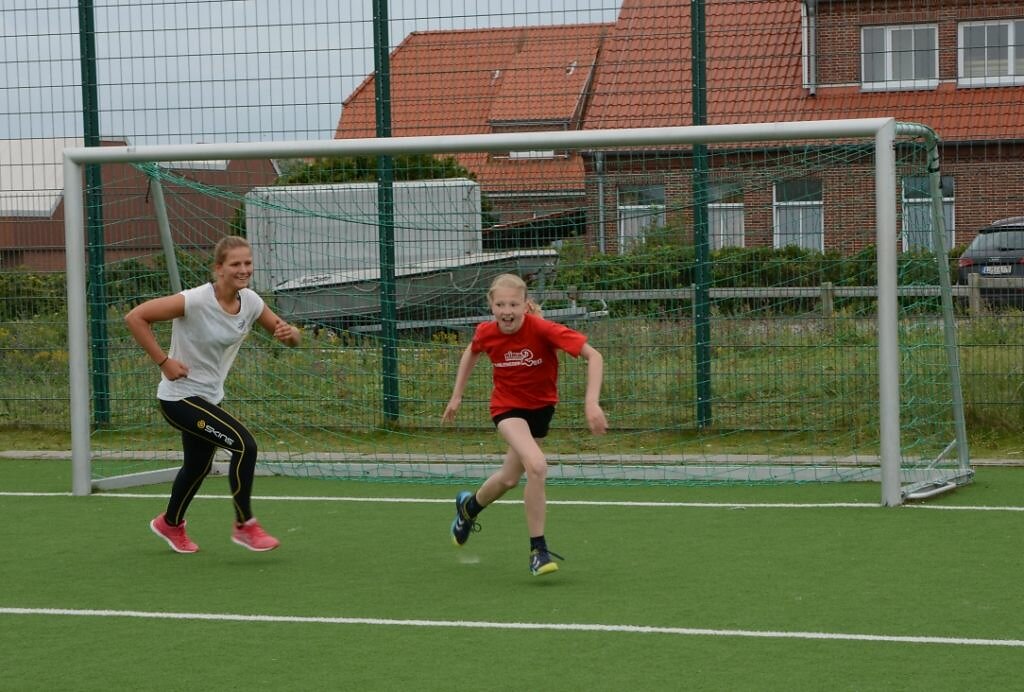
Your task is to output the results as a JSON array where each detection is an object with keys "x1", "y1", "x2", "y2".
[{"x1": 957, "y1": 217, "x2": 1024, "y2": 307}]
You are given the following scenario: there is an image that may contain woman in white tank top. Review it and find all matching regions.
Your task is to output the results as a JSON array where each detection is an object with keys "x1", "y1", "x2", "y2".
[{"x1": 124, "y1": 236, "x2": 301, "y2": 554}]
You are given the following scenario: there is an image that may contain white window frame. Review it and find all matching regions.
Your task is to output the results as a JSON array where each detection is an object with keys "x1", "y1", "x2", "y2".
[
  {"x1": 708, "y1": 182, "x2": 745, "y2": 250},
  {"x1": 861, "y1": 24, "x2": 939, "y2": 91},
  {"x1": 773, "y1": 179, "x2": 823, "y2": 252},
  {"x1": 901, "y1": 176, "x2": 955, "y2": 253},
  {"x1": 617, "y1": 185, "x2": 665, "y2": 254},
  {"x1": 617, "y1": 205, "x2": 664, "y2": 254},
  {"x1": 709, "y1": 203, "x2": 745, "y2": 250},
  {"x1": 958, "y1": 19, "x2": 1024, "y2": 87}
]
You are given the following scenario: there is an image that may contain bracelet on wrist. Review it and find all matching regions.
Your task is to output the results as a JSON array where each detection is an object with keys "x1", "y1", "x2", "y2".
[{"x1": 157, "y1": 355, "x2": 169, "y2": 366}]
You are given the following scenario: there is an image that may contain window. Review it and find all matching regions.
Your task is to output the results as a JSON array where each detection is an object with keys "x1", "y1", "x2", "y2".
[
  {"x1": 862, "y1": 24, "x2": 938, "y2": 90},
  {"x1": 708, "y1": 182, "x2": 744, "y2": 249},
  {"x1": 508, "y1": 150, "x2": 557, "y2": 160},
  {"x1": 959, "y1": 19, "x2": 1024, "y2": 86},
  {"x1": 902, "y1": 176, "x2": 955, "y2": 252},
  {"x1": 774, "y1": 178, "x2": 823, "y2": 251},
  {"x1": 617, "y1": 185, "x2": 665, "y2": 254}
]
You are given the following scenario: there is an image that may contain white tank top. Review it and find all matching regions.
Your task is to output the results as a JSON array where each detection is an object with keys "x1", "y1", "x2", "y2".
[{"x1": 157, "y1": 282, "x2": 265, "y2": 404}]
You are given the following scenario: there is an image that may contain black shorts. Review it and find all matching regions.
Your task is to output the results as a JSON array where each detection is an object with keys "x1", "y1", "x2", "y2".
[{"x1": 492, "y1": 405, "x2": 555, "y2": 439}]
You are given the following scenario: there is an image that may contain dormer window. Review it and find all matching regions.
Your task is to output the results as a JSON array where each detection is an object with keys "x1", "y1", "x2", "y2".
[
  {"x1": 861, "y1": 24, "x2": 938, "y2": 91},
  {"x1": 508, "y1": 150, "x2": 556, "y2": 160}
]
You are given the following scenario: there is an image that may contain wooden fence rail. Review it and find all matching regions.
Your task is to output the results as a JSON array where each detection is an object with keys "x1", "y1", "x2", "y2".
[{"x1": 533, "y1": 275, "x2": 1024, "y2": 319}]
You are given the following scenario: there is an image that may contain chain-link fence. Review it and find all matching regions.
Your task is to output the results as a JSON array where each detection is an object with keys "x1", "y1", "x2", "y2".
[{"x1": 2, "y1": 0, "x2": 1022, "y2": 446}]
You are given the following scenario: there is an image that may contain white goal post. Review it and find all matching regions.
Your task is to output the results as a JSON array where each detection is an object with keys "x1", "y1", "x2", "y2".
[{"x1": 62, "y1": 118, "x2": 970, "y2": 505}]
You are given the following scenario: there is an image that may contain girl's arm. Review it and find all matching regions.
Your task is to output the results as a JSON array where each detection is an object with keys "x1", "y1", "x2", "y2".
[
  {"x1": 256, "y1": 305, "x2": 301, "y2": 346},
  {"x1": 124, "y1": 294, "x2": 188, "y2": 378},
  {"x1": 579, "y1": 342, "x2": 608, "y2": 435},
  {"x1": 442, "y1": 344, "x2": 482, "y2": 422}
]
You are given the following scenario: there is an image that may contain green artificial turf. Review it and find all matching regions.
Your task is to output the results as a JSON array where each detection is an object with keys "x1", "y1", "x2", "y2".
[{"x1": 1, "y1": 459, "x2": 1022, "y2": 691}]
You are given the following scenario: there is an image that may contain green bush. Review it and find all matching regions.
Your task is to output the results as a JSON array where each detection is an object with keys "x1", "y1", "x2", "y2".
[
  {"x1": 0, "y1": 270, "x2": 67, "y2": 320},
  {"x1": 552, "y1": 238, "x2": 956, "y2": 317}
]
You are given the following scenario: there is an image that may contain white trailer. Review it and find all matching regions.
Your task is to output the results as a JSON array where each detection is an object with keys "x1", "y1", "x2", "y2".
[{"x1": 244, "y1": 178, "x2": 483, "y2": 291}]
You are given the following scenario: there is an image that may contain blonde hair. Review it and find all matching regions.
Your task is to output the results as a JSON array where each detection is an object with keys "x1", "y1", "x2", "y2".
[
  {"x1": 210, "y1": 235, "x2": 252, "y2": 278},
  {"x1": 487, "y1": 273, "x2": 526, "y2": 301},
  {"x1": 487, "y1": 273, "x2": 541, "y2": 316},
  {"x1": 213, "y1": 235, "x2": 251, "y2": 266}
]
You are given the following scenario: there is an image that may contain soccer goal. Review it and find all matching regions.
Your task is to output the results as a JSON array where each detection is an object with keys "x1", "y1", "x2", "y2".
[{"x1": 62, "y1": 118, "x2": 972, "y2": 505}]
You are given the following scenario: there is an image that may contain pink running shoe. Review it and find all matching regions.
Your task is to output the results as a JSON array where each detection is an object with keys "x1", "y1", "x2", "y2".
[
  {"x1": 150, "y1": 513, "x2": 199, "y2": 554},
  {"x1": 231, "y1": 517, "x2": 280, "y2": 552}
]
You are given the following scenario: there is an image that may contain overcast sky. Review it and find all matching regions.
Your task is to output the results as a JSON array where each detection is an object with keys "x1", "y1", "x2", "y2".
[{"x1": 0, "y1": 0, "x2": 621, "y2": 144}]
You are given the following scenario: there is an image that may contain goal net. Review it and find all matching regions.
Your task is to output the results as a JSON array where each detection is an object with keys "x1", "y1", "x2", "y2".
[{"x1": 62, "y1": 119, "x2": 972, "y2": 505}]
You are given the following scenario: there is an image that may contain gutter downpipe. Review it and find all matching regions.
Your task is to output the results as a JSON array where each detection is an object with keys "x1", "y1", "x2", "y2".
[{"x1": 803, "y1": 0, "x2": 818, "y2": 96}]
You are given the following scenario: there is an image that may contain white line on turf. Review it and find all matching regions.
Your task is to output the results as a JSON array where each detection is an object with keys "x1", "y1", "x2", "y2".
[
  {"x1": 1, "y1": 606, "x2": 1021, "y2": 648},
  {"x1": 3, "y1": 490, "x2": 1024, "y2": 511}
]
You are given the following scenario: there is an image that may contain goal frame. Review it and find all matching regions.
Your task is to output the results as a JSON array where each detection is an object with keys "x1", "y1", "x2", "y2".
[{"x1": 62, "y1": 118, "x2": 970, "y2": 505}]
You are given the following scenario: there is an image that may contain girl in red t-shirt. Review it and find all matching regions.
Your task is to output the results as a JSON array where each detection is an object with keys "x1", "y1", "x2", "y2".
[{"x1": 442, "y1": 273, "x2": 607, "y2": 576}]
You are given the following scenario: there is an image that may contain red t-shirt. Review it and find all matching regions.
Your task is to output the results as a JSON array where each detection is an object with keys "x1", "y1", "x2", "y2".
[{"x1": 471, "y1": 312, "x2": 588, "y2": 417}]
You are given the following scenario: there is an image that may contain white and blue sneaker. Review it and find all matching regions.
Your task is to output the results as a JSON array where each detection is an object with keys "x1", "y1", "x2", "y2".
[{"x1": 450, "y1": 491, "x2": 480, "y2": 546}]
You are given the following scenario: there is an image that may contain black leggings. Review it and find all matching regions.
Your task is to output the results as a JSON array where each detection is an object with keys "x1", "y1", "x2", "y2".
[{"x1": 159, "y1": 397, "x2": 258, "y2": 525}]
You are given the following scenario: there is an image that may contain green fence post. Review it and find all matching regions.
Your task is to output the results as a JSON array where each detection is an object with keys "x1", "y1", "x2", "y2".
[
  {"x1": 78, "y1": 0, "x2": 109, "y2": 425},
  {"x1": 373, "y1": 0, "x2": 399, "y2": 422},
  {"x1": 691, "y1": 0, "x2": 712, "y2": 428}
]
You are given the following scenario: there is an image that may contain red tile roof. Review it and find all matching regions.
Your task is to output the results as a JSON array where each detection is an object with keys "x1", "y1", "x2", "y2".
[
  {"x1": 337, "y1": 24, "x2": 609, "y2": 138},
  {"x1": 337, "y1": 0, "x2": 1024, "y2": 192},
  {"x1": 800, "y1": 83, "x2": 1024, "y2": 141},
  {"x1": 488, "y1": 27, "x2": 607, "y2": 125},
  {"x1": 336, "y1": 24, "x2": 609, "y2": 192},
  {"x1": 585, "y1": 0, "x2": 695, "y2": 129},
  {"x1": 585, "y1": 0, "x2": 1024, "y2": 141}
]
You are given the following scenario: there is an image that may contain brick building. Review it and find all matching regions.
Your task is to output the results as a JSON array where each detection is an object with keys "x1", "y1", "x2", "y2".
[
  {"x1": 0, "y1": 138, "x2": 279, "y2": 271},
  {"x1": 336, "y1": 0, "x2": 1024, "y2": 255}
]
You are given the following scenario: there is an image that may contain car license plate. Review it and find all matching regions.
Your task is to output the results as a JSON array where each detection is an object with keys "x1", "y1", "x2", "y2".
[{"x1": 982, "y1": 265, "x2": 1012, "y2": 275}]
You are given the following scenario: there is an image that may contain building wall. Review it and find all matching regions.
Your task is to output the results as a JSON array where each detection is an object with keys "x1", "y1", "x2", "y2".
[
  {"x1": 941, "y1": 142, "x2": 1024, "y2": 245},
  {"x1": 815, "y1": 0, "x2": 1023, "y2": 86},
  {"x1": 0, "y1": 158, "x2": 278, "y2": 272},
  {"x1": 582, "y1": 141, "x2": 1024, "y2": 255}
]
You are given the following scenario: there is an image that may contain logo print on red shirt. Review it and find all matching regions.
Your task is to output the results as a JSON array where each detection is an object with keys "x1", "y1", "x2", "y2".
[{"x1": 495, "y1": 348, "x2": 543, "y2": 368}]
